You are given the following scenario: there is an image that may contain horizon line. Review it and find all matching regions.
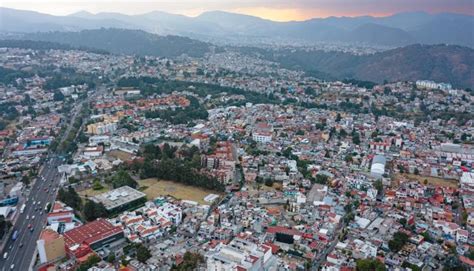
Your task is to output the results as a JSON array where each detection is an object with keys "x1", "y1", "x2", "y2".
[{"x1": 1, "y1": 6, "x2": 472, "y2": 23}]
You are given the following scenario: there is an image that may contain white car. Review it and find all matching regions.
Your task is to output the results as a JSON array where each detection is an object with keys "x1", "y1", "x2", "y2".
[
  {"x1": 10, "y1": 264, "x2": 14, "y2": 270},
  {"x1": 26, "y1": 215, "x2": 29, "y2": 220},
  {"x1": 3, "y1": 252, "x2": 7, "y2": 259},
  {"x1": 32, "y1": 215, "x2": 35, "y2": 220}
]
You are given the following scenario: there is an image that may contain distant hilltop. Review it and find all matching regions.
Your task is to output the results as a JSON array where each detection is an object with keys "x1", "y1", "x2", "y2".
[{"x1": 1, "y1": 7, "x2": 473, "y2": 48}]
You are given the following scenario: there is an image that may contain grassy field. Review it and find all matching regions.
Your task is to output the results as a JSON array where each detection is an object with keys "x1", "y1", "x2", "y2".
[
  {"x1": 394, "y1": 173, "x2": 458, "y2": 188},
  {"x1": 138, "y1": 178, "x2": 221, "y2": 205}
]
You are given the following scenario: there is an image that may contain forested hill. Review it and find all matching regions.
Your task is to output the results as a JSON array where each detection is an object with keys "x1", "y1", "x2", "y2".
[
  {"x1": 262, "y1": 44, "x2": 474, "y2": 89},
  {"x1": 26, "y1": 28, "x2": 213, "y2": 58}
]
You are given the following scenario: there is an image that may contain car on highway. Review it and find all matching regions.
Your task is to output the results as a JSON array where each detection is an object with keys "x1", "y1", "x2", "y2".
[
  {"x1": 11, "y1": 230, "x2": 18, "y2": 241},
  {"x1": 19, "y1": 243, "x2": 23, "y2": 248},
  {"x1": 10, "y1": 264, "x2": 14, "y2": 270},
  {"x1": 26, "y1": 215, "x2": 29, "y2": 220},
  {"x1": 32, "y1": 215, "x2": 35, "y2": 220},
  {"x1": 3, "y1": 252, "x2": 7, "y2": 259}
]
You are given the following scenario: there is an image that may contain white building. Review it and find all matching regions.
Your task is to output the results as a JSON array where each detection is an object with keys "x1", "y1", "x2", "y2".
[
  {"x1": 370, "y1": 155, "x2": 386, "y2": 178},
  {"x1": 416, "y1": 80, "x2": 452, "y2": 91},
  {"x1": 89, "y1": 135, "x2": 111, "y2": 146},
  {"x1": 252, "y1": 132, "x2": 272, "y2": 143},
  {"x1": 206, "y1": 236, "x2": 274, "y2": 271}
]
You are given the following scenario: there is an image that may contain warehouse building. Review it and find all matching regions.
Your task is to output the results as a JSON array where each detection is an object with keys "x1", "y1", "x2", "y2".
[{"x1": 91, "y1": 186, "x2": 147, "y2": 214}]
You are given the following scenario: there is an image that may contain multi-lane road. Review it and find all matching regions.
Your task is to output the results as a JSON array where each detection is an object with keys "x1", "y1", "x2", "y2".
[
  {"x1": 0, "y1": 86, "x2": 101, "y2": 271},
  {"x1": 0, "y1": 157, "x2": 63, "y2": 271}
]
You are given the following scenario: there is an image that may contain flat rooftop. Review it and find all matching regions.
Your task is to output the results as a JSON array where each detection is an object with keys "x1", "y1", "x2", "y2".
[
  {"x1": 64, "y1": 218, "x2": 122, "y2": 247},
  {"x1": 91, "y1": 186, "x2": 146, "y2": 211}
]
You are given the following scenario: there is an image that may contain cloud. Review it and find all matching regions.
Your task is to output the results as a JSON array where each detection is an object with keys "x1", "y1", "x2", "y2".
[{"x1": 1, "y1": 0, "x2": 472, "y2": 19}]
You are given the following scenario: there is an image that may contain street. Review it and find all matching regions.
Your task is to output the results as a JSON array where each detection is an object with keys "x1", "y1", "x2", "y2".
[
  {"x1": 0, "y1": 87, "x2": 102, "y2": 271},
  {"x1": 0, "y1": 157, "x2": 62, "y2": 271}
]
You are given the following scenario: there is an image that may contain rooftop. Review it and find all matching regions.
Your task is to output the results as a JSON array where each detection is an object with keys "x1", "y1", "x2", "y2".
[
  {"x1": 64, "y1": 218, "x2": 123, "y2": 248},
  {"x1": 91, "y1": 186, "x2": 146, "y2": 211}
]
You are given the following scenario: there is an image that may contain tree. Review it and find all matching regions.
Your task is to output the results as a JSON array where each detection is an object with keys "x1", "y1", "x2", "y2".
[
  {"x1": 388, "y1": 231, "x2": 409, "y2": 252},
  {"x1": 172, "y1": 252, "x2": 204, "y2": 271},
  {"x1": 77, "y1": 254, "x2": 101, "y2": 271},
  {"x1": 83, "y1": 200, "x2": 108, "y2": 221},
  {"x1": 0, "y1": 215, "x2": 12, "y2": 239},
  {"x1": 264, "y1": 178, "x2": 274, "y2": 187},
  {"x1": 399, "y1": 218, "x2": 407, "y2": 227},
  {"x1": 92, "y1": 179, "x2": 104, "y2": 190},
  {"x1": 142, "y1": 143, "x2": 162, "y2": 160},
  {"x1": 53, "y1": 90, "x2": 65, "y2": 101},
  {"x1": 374, "y1": 180, "x2": 383, "y2": 194},
  {"x1": 339, "y1": 128, "x2": 347, "y2": 137},
  {"x1": 356, "y1": 258, "x2": 386, "y2": 271},
  {"x1": 106, "y1": 254, "x2": 116, "y2": 263},
  {"x1": 282, "y1": 147, "x2": 293, "y2": 158},
  {"x1": 468, "y1": 249, "x2": 474, "y2": 260},
  {"x1": 21, "y1": 175, "x2": 30, "y2": 186},
  {"x1": 136, "y1": 244, "x2": 151, "y2": 263},
  {"x1": 352, "y1": 133, "x2": 361, "y2": 145},
  {"x1": 111, "y1": 170, "x2": 138, "y2": 188},
  {"x1": 57, "y1": 186, "x2": 82, "y2": 211},
  {"x1": 315, "y1": 174, "x2": 329, "y2": 184},
  {"x1": 304, "y1": 87, "x2": 316, "y2": 96},
  {"x1": 345, "y1": 154, "x2": 353, "y2": 163}
]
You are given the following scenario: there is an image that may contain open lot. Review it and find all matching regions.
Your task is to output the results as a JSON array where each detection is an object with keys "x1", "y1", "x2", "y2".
[
  {"x1": 394, "y1": 173, "x2": 458, "y2": 188},
  {"x1": 107, "y1": 150, "x2": 134, "y2": 161},
  {"x1": 138, "y1": 178, "x2": 222, "y2": 205}
]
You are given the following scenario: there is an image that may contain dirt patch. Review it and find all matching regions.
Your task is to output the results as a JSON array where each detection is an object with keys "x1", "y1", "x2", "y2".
[
  {"x1": 107, "y1": 150, "x2": 134, "y2": 161},
  {"x1": 394, "y1": 173, "x2": 458, "y2": 188}
]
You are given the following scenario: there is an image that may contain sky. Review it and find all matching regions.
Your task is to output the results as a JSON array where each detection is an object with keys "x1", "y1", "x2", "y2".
[{"x1": 1, "y1": 0, "x2": 473, "y2": 21}]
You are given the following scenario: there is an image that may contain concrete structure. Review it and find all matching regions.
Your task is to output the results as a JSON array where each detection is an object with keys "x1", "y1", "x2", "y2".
[
  {"x1": 91, "y1": 186, "x2": 146, "y2": 214},
  {"x1": 64, "y1": 219, "x2": 124, "y2": 258},
  {"x1": 416, "y1": 80, "x2": 452, "y2": 91},
  {"x1": 88, "y1": 135, "x2": 111, "y2": 146},
  {"x1": 206, "y1": 236, "x2": 274, "y2": 271},
  {"x1": 47, "y1": 201, "x2": 75, "y2": 225}
]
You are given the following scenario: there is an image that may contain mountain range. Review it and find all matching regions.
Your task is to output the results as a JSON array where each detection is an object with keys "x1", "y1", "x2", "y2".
[{"x1": 1, "y1": 7, "x2": 473, "y2": 47}]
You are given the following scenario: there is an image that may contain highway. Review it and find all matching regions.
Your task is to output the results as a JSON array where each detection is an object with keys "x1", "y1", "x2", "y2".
[
  {"x1": 0, "y1": 157, "x2": 63, "y2": 271},
  {"x1": 0, "y1": 87, "x2": 100, "y2": 271}
]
